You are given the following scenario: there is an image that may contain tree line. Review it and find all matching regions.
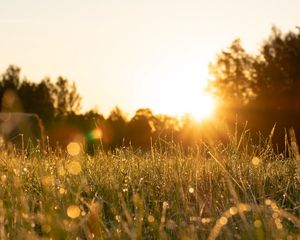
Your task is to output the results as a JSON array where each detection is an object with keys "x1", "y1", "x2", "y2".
[
  {"x1": 208, "y1": 26, "x2": 300, "y2": 148},
  {"x1": 0, "y1": 65, "x2": 216, "y2": 152},
  {"x1": 1, "y1": 26, "x2": 299, "y2": 151}
]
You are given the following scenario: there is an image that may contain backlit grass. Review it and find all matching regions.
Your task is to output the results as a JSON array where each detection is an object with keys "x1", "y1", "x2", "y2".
[{"x1": 0, "y1": 130, "x2": 300, "y2": 239}]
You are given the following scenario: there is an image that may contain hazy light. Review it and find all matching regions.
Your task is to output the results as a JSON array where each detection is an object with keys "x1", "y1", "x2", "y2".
[{"x1": 1, "y1": 1, "x2": 299, "y2": 118}]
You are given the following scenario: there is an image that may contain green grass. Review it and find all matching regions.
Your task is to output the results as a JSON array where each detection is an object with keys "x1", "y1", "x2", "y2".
[{"x1": 0, "y1": 130, "x2": 300, "y2": 239}]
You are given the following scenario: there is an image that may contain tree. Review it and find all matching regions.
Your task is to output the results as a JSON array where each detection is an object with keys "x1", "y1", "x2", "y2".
[
  {"x1": 51, "y1": 77, "x2": 82, "y2": 116},
  {"x1": 253, "y1": 27, "x2": 300, "y2": 112},
  {"x1": 208, "y1": 39, "x2": 257, "y2": 109},
  {"x1": 106, "y1": 107, "x2": 127, "y2": 148},
  {"x1": 0, "y1": 65, "x2": 23, "y2": 112},
  {"x1": 207, "y1": 27, "x2": 300, "y2": 145},
  {"x1": 127, "y1": 108, "x2": 155, "y2": 148},
  {"x1": 18, "y1": 79, "x2": 55, "y2": 125},
  {"x1": 247, "y1": 27, "x2": 300, "y2": 135}
]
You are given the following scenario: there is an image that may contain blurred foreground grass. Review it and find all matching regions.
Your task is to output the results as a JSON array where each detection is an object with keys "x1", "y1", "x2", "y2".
[{"x1": 0, "y1": 130, "x2": 300, "y2": 239}]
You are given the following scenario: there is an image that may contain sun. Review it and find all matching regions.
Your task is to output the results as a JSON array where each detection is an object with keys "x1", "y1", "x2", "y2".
[
  {"x1": 184, "y1": 92, "x2": 216, "y2": 121},
  {"x1": 152, "y1": 86, "x2": 216, "y2": 122}
]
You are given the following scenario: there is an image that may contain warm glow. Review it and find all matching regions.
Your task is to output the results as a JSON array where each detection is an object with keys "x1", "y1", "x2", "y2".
[
  {"x1": 152, "y1": 84, "x2": 216, "y2": 122},
  {"x1": 1, "y1": 1, "x2": 298, "y2": 117}
]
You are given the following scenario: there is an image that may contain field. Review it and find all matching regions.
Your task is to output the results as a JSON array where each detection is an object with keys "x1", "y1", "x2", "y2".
[{"x1": 0, "y1": 130, "x2": 300, "y2": 240}]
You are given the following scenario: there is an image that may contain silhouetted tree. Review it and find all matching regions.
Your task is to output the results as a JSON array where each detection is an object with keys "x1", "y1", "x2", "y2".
[
  {"x1": 50, "y1": 77, "x2": 82, "y2": 116},
  {"x1": 208, "y1": 26, "x2": 300, "y2": 145},
  {"x1": 208, "y1": 39, "x2": 257, "y2": 108},
  {"x1": 252, "y1": 27, "x2": 300, "y2": 113},
  {"x1": 127, "y1": 108, "x2": 155, "y2": 148},
  {"x1": 18, "y1": 79, "x2": 55, "y2": 125},
  {"x1": 0, "y1": 65, "x2": 23, "y2": 112},
  {"x1": 106, "y1": 107, "x2": 127, "y2": 148},
  {"x1": 246, "y1": 27, "x2": 300, "y2": 137}
]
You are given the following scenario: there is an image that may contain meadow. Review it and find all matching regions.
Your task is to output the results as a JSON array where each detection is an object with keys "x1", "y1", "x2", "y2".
[{"x1": 0, "y1": 129, "x2": 300, "y2": 240}]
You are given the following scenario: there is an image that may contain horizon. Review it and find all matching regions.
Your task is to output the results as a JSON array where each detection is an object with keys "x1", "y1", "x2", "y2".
[{"x1": 0, "y1": 0, "x2": 299, "y2": 119}]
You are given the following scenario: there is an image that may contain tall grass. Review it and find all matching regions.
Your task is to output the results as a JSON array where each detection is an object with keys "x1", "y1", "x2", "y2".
[{"x1": 0, "y1": 129, "x2": 299, "y2": 239}]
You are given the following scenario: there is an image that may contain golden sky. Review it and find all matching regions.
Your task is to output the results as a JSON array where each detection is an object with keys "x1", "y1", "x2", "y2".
[{"x1": 0, "y1": 0, "x2": 299, "y2": 119}]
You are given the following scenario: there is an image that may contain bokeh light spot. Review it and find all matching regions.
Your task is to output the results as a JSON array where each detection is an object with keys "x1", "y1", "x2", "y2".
[
  {"x1": 265, "y1": 199, "x2": 272, "y2": 205},
  {"x1": 67, "y1": 161, "x2": 82, "y2": 175},
  {"x1": 147, "y1": 215, "x2": 155, "y2": 223},
  {"x1": 67, "y1": 142, "x2": 81, "y2": 156},
  {"x1": 41, "y1": 175, "x2": 54, "y2": 188},
  {"x1": 254, "y1": 220, "x2": 262, "y2": 228},
  {"x1": 58, "y1": 166, "x2": 66, "y2": 176},
  {"x1": 59, "y1": 187, "x2": 66, "y2": 195},
  {"x1": 67, "y1": 205, "x2": 81, "y2": 219},
  {"x1": 252, "y1": 157, "x2": 261, "y2": 166}
]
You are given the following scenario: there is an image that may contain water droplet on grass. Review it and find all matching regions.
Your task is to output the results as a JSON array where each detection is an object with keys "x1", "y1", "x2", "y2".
[{"x1": 218, "y1": 216, "x2": 228, "y2": 225}]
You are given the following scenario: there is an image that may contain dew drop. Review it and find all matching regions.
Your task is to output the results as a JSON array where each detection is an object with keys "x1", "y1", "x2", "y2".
[
  {"x1": 219, "y1": 217, "x2": 228, "y2": 225},
  {"x1": 115, "y1": 215, "x2": 121, "y2": 222},
  {"x1": 229, "y1": 207, "x2": 238, "y2": 215}
]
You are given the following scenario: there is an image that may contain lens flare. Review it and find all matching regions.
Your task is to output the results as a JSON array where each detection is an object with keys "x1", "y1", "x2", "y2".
[{"x1": 87, "y1": 128, "x2": 102, "y2": 140}]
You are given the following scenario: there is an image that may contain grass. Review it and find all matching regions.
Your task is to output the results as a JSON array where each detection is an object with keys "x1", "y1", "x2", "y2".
[{"x1": 0, "y1": 129, "x2": 300, "y2": 239}]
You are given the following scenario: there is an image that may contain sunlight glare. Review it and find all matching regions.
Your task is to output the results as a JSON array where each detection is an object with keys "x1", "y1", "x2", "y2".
[{"x1": 152, "y1": 85, "x2": 216, "y2": 122}]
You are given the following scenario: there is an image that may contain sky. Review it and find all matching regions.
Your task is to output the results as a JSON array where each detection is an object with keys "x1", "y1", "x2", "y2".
[{"x1": 0, "y1": 0, "x2": 299, "y2": 118}]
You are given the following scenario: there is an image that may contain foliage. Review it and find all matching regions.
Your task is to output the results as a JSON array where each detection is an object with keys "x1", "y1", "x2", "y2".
[
  {"x1": 208, "y1": 39, "x2": 257, "y2": 106},
  {"x1": 208, "y1": 27, "x2": 300, "y2": 145},
  {"x1": 0, "y1": 66, "x2": 82, "y2": 120},
  {"x1": 51, "y1": 77, "x2": 82, "y2": 116}
]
